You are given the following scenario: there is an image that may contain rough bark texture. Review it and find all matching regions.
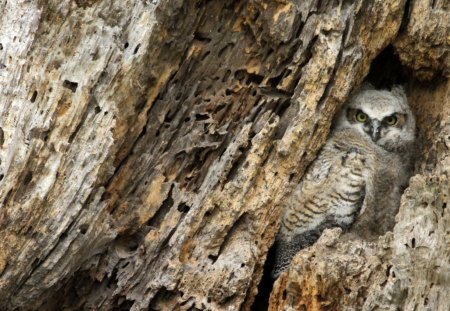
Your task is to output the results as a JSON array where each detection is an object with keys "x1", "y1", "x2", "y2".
[
  {"x1": 0, "y1": 0, "x2": 447, "y2": 311},
  {"x1": 394, "y1": 0, "x2": 449, "y2": 80}
]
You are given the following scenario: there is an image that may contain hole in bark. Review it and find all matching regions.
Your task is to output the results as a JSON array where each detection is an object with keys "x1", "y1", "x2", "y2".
[
  {"x1": 222, "y1": 70, "x2": 231, "y2": 82},
  {"x1": 30, "y1": 90, "x2": 38, "y2": 103},
  {"x1": 124, "y1": 42, "x2": 129, "y2": 49},
  {"x1": 268, "y1": 73, "x2": 284, "y2": 88},
  {"x1": 128, "y1": 240, "x2": 139, "y2": 252},
  {"x1": 274, "y1": 100, "x2": 291, "y2": 118},
  {"x1": 79, "y1": 224, "x2": 89, "y2": 235},
  {"x1": 367, "y1": 45, "x2": 408, "y2": 89},
  {"x1": 107, "y1": 267, "x2": 119, "y2": 289},
  {"x1": 62, "y1": 80, "x2": 78, "y2": 92},
  {"x1": 195, "y1": 113, "x2": 209, "y2": 121},
  {"x1": 247, "y1": 73, "x2": 264, "y2": 85},
  {"x1": 225, "y1": 89, "x2": 232, "y2": 96},
  {"x1": 134, "y1": 44, "x2": 141, "y2": 54},
  {"x1": 411, "y1": 237, "x2": 416, "y2": 248},
  {"x1": 59, "y1": 231, "x2": 68, "y2": 241},
  {"x1": 214, "y1": 104, "x2": 227, "y2": 115},
  {"x1": 4, "y1": 189, "x2": 12, "y2": 203},
  {"x1": 282, "y1": 290, "x2": 287, "y2": 300},
  {"x1": 23, "y1": 171, "x2": 33, "y2": 186},
  {"x1": 115, "y1": 234, "x2": 141, "y2": 258},
  {"x1": 289, "y1": 173, "x2": 295, "y2": 181},
  {"x1": 95, "y1": 106, "x2": 101, "y2": 114},
  {"x1": 0, "y1": 127, "x2": 4, "y2": 147},
  {"x1": 0, "y1": 174, "x2": 4, "y2": 181},
  {"x1": 208, "y1": 254, "x2": 218, "y2": 262},
  {"x1": 193, "y1": 32, "x2": 211, "y2": 42},
  {"x1": 386, "y1": 265, "x2": 392, "y2": 277},
  {"x1": 443, "y1": 202, "x2": 447, "y2": 209},
  {"x1": 0, "y1": 43, "x2": 3, "y2": 50},
  {"x1": 164, "y1": 109, "x2": 173, "y2": 122},
  {"x1": 177, "y1": 202, "x2": 190, "y2": 213}
]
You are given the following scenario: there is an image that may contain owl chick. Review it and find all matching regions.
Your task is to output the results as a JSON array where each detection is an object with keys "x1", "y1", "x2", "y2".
[{"x1": 272, "y1": 84, "x2": 415, "y2": 278}]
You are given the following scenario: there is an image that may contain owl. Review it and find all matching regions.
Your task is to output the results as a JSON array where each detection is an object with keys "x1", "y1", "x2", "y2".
[{"x1": 272, "y1": 84, "x2": 416, "y2": 278}]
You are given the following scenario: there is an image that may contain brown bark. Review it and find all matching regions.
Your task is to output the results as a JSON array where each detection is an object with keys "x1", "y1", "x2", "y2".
[{"x1": 0, "y1": 0, "x2": 447, "y2": 310}]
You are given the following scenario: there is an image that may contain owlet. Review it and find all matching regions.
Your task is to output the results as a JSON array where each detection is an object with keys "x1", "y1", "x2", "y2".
[{"x1": 272, "y1": 84, "x2": 416, "y2": 278}]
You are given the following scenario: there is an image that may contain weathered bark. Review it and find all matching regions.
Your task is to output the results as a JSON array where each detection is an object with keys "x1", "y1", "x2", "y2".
[
  {"x1": 0, "y1": 1, "x2": 447, "y2": 311},
  {"x1": 394, "y1": 0, "x2": 449, "y2": 80}
]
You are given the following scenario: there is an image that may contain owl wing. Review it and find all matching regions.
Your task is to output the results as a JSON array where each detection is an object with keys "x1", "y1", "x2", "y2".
[{"x1": 273, "y1": 133, "x2": 369, "y2": 278}]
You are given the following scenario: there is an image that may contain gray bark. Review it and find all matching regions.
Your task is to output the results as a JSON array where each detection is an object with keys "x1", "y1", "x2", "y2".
[{"x1": 0, "y1": 0, "x2": 447, "y2": 310}]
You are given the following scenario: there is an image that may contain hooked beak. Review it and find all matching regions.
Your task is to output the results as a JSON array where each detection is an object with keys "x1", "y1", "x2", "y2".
[{"x1": 369, "y1": 120, "x2": 381, "y2": 142}]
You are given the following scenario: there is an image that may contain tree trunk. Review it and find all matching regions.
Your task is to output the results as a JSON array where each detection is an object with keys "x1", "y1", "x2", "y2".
[{"x1": 0, "y1": 0, "x2": 447, "y2": 310}]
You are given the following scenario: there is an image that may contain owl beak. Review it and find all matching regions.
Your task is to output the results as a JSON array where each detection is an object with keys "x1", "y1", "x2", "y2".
[{"x1": 370, "y1": 120, "x2": 381, "y2": 142}]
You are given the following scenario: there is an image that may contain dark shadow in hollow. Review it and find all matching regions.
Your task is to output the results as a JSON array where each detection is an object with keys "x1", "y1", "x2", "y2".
[{"x1": 250, "y1": 242, "x2": 277, "y2": 311}]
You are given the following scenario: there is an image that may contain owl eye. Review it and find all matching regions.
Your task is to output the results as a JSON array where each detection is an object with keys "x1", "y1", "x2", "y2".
[
  {"x1": 355, "y1": 111, "x2": 368, "y2": 123},
  {"x1": 385, "y1": 115, "x2": 397, "y2": 125}
]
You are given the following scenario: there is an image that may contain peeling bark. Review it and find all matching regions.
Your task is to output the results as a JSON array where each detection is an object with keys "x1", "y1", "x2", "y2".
[{"x1": 0, "y1": 0, "x2": 447, "y2": 310}]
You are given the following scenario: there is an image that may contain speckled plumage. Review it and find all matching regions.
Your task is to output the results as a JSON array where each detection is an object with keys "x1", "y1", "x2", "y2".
[{"x1": 272, "y1": 84, "x2": 415, "y2": 278}]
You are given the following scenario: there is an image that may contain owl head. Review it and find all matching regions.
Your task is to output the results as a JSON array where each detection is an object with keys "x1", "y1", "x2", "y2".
[{"x1": 334, "y1": 84, "x2": 416, "y2": 153}]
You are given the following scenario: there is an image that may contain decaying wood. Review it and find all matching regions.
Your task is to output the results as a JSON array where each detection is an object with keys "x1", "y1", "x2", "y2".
[
  {"x1": 394, "y1": 0, "x2": 449, "y2": 80},
  {"x1": 0, "y1": 0, "x2": 447, "y2": 310}
]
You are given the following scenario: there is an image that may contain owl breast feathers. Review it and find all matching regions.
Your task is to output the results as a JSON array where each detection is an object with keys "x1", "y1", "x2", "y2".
[{"x1": 272, "y1": 84, "x2": 415, "y2": 278}]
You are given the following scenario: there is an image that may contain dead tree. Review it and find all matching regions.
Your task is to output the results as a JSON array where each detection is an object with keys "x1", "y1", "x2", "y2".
[{"x1": 0, "y1": 0, "x2": 448, "y2": 310}]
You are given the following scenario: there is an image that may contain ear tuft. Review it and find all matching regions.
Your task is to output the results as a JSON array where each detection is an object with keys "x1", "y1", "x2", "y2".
[
  {"x1": 358, "y1": 82, "x2": 375, "y2": 91},
  {"x1": 391, "y1": 85, "x2": 407, "y2": 100}
]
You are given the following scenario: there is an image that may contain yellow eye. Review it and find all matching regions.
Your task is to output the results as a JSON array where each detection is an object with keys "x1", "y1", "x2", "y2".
[
  {"x1": 355, "y1": 111, "x2": 368, "y2": 122},
  {"x1": 385, "y1": 116, "x2": 397, "y2": 125}
]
